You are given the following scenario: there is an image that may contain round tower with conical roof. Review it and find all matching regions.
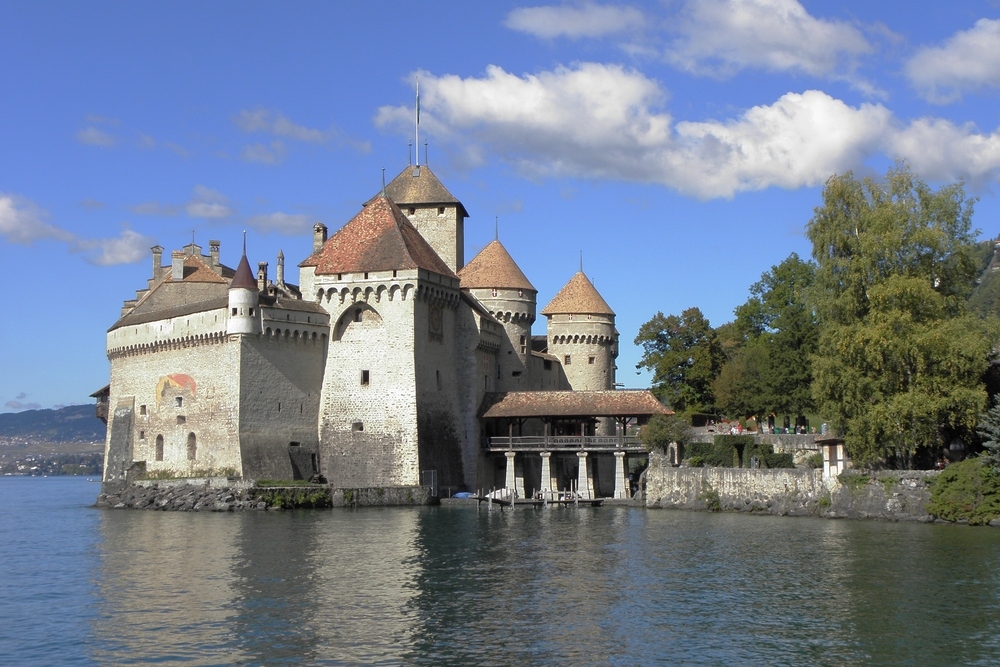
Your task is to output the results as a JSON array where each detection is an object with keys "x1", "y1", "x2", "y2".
[
  {"x1": 542, "y1": 271, "x2": 618, "y2": 394},
  {"x1": 459, "y1": 240, "x2": 536, "y2": 390},
  {"x1": 227, "y1": 245, "x2": 261, "y2": 336}
]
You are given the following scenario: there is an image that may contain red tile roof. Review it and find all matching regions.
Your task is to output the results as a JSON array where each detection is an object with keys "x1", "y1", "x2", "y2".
[
  {"x1": 458, "y1": 240, "x2": 535, "y2": 291},
  {"x1": 303, "y1": 195, "x2": 456, "y2": 277},
  {"x1": 480, "y1": 390, "x2": 670, "y2": 418},
  {"x1": 541, "y1": 272, "x2": 614, "y2": 316}
]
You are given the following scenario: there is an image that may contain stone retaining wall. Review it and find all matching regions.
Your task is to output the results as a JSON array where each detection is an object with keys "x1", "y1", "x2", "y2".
[
  {"x1": 96, "y1": 481, "x2": 436, "y2": 511},
  {"x1": 644, "y1": 453, "x2": 938, "y2": 521}
]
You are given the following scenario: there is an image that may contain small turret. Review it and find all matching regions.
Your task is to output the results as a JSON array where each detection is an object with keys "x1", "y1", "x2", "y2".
[
  {"x1": 459, "y1": 240, "x2": 536, "y2": 389},
  {"x1": 227, "y1": 241, "x2": 261, "y2": 336},
  {"x1": 542, "y1": 271, "x2": 617, "y2": 392},
  {"x1": 276, "y1": 249, "x2": 285, "y2": 287}
]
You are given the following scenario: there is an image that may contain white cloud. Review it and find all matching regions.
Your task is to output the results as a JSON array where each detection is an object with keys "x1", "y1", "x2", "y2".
[
  {"x1": 5, "y1": 400, "x2": 41, "y2": 411},
  {"x1": 131, "y1": 201, "x2": 180, "y2": 216},
  {"x1": 504, "y1": 3, "x2": 645, "y2": 39},
  {"x1": 76, "y1": 126, "x2": 117, "y2": 147},
  {"x1": 185, "y1": 185, "x2": 233, "y2": 219},
  {"x1": 247, "y1": 212, "x2": 312, "y2": 235},
  {"x1": 76, "y1": 227, "x2": 156, "y2": 266},
  {"x1": 906, "y1": 18, "x2": 1000, "y2": 104},
  {"x1": 0, "y1": 194, "x2": 75, "y2": 244},
  {"x1": 241, "y1": 140, "x2": 287, "y2": 165},
  {"x1": 235, "y1": 108, "x2": 330, "y2": 143},
  {"x1": 377, "y1": 63, "x2": 1000, "y2": 198},
  {"x1": 234, "y1": 107, "x2": 371, "y2": 155},
  {"x1": 1, "y1": 194, "x2": 155, "y2": 265},
  {"x1": 665, "y1": 0, "x2": 872, "y2": 79},
  {"x1": 672, "y1": 91, "x2": 891, "y2": 196},
  {"x1": 886, "y1": 118, "x2": 1000, "y2": 187}
]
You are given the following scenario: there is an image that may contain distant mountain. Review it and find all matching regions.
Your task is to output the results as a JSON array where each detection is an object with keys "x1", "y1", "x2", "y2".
[{"x1": 0, "y1": 404, "x2": 105, "y2": 445}]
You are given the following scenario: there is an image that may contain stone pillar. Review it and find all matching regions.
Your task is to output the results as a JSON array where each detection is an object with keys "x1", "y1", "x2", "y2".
[
  {"x1": 505, "y1": 451, "x2": 517, "y2": 496},
  {"x1": 576, "y1": 452, "x2": 593, "y2": 499},
  {"x1": 539, "y1": 452, "x2": 553, "y2": 498},
  {"x1": 614, "y1": 451, "x2": 628, "y2": 499}
]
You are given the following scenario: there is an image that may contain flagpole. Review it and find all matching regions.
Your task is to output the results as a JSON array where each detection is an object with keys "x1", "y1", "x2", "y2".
[{"x1": 415, "y1": 77, "x2": 420, "y2": 166}]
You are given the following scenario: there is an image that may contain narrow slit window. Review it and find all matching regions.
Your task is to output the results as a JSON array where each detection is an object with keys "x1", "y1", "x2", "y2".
[{"x1": 361, "y1": 370, "x2": 370, "y2": 386}]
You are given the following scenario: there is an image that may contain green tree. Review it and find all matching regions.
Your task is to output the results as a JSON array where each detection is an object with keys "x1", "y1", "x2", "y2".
[
  {"x1": 639, "y1": 413, "x2": 691, "y2": 453},
  {"x1": 977, "y1": 397, "x2": 1000, "y2": 472},
  {"x1": 807, "y1": 164, "x2": 997, "y2": 467},
  {"x1": 712, "y1": 339, "x2": 771, "y2": 418},
  {"x1": 716, "y1": 253, "x2": 818, "y2": 420},
  {"x1": 635, "y1": 307, "x2": 724, "y2": 416}
]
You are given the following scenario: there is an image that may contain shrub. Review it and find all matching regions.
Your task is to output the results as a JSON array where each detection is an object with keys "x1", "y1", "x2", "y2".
[
  {"x1": 640, "y1": 413, "x2": 691, "y2": 452},
  {"x1": 805, "y1": 453, "x2": 824, "y2": 468},
  {"x1": 927, "y1": 458, "x2": 1000, "y2": 525},
  {"x1": 687, "y1": 456, "x2": 705, "y2": 468},
  {"x1": 700, "y1": 484, "x2": 721, "y2": 512}
]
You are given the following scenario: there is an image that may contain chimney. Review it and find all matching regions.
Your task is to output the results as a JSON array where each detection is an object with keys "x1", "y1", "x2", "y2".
[
  {"x1": 313, "y1": 222, "x2": 328, "y2": 253},
  {"x1": 171, "y1": 251, "x2": 185, "y2": 281},
  {"x1": 209, "y1": 240, "x2": 220, "y2": 269},
  {"x1": 151, "y1": 245, "x2": 164, "y2": 280},
  {"x1": 276, "y1": 249, "x2": 285, "y2": 286},
  {"x1": 257, "y1": 262, "x2": 268, "y2": 291}
]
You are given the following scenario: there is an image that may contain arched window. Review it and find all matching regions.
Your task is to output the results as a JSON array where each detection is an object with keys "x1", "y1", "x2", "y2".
[
  {"x1": 187, "y1": 433, "x2": 197, "y2": 461},
  {"x1": 155, "y1": 435, "x2": 164, "y2": 461}
]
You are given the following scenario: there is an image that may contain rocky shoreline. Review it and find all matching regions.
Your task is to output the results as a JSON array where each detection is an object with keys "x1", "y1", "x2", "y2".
[{"x1": 96, "y1": 479, "x2": 436, "y2": 510}]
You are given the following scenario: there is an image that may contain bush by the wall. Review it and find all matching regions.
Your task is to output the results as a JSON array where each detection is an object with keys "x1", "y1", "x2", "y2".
[
  {"x1": 926, "y1": 458, "x2": 1000, "y2": 525},
  {"x1": 685, "y1": 442, "x2": 738, "y2": 467}
]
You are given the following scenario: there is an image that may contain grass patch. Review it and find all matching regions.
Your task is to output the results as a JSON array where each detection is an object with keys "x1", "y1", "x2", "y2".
[
  {"x1": 700, "y1": 483, "x2": 722, "y2": 512},
  {"x1": 838, "y1": 472, "x2": 871, "y2": 493},
  {"x1": 256, "y1": 479, "x2": 321, "y2": 487}
]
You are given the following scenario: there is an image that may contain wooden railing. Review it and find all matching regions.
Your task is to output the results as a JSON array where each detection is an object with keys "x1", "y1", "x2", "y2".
[{"x1": 485, "y1": 435, "x2": 644, "y2": 451}]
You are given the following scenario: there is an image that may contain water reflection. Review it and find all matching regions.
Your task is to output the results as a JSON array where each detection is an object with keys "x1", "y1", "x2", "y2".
[
  {"x1": 84, "y1": 500, "x2": 1000, "y2": 666},
  {"x1": 92, "y1": 511, "x2": 242, "y2": 665}
]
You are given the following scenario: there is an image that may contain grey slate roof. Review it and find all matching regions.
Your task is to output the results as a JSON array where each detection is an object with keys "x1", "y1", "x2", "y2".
[{"x1": 379, "y1": 165, "x2": 469, "y2": 218}]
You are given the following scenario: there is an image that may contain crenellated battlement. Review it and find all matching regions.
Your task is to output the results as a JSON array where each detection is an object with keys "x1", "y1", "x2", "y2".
[
  {"x1": 550, "y1": 333, "x2": 616, "y2": 346},
  {"x1": 108, "y1": 331, "x2": 230, "y2": 359}
]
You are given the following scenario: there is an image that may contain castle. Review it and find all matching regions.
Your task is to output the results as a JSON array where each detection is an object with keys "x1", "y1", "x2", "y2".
[{"x1": 100, "y1": 164, "x2": 666, "y2": 498}]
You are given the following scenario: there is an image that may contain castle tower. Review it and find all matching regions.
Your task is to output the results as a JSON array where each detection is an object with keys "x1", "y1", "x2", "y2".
[
  {"x1": 458, "y1": 240, "x2": 536, "y2": 390},
  {"x1": 227, "y1": 249, "x2": 261, "y2": 336},
  {"x1": 382, "y1": 165, "x2": 469, "y2": 273},
  {"x1": 303, "y1": 194, "x2": 466, "y2": 489},
  {"x1": 542, "y1": 272, "x2": 618, "y2": 393}
]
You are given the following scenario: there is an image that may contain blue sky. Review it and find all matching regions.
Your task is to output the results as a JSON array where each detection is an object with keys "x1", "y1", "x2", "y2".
[{"x1": 3, "y1": 0, "x2": 1000, "y2": 411}]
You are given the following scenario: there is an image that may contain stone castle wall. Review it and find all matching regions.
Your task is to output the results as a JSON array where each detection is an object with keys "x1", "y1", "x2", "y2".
[
  {"x1": 413, "y1": 280, "x2": 466, "y2": 489},
  {"x1": 545, "y1": 313, "x2": 616, "y2": 392},
  {"x1": 105, "y1": 337, "x2": 243, "y2": 481},
  {"x1": 316, "y1": 272, "x2": 421, "y2": 487},
  {"x1": 405, "y1": 205, "x2": 463, "y2": 272},
  {"x1": 237, "y1": 334, "x2": 327, "y2": 480},
  {"x1": 644, "y1": 454, "x2": 938, "y2": 521}
]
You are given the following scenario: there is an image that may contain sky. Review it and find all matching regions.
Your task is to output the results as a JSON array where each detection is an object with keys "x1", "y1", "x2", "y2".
[{"x1": 4, "y1": 0, "x2": 1000, "y2": 411}]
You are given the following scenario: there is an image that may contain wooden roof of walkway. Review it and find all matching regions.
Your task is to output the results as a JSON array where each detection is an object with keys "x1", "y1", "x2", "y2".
[{"x1": 480, "y1": 390, "x2": 671, "y2": 419}]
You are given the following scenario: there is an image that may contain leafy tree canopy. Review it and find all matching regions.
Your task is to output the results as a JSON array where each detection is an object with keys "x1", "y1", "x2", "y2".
[
  {"x1": 807, "y1": 164, "x2": 997, "y2": 466},
  {"x1": 635, "y1": 307, "x2": 723, "y2": 417},
  {"x1": 714, "y1": 253, "x2": 818, "y2": 419},
  {"x1": 639, "y1": 413, "x2": 691, "y2": 453}
]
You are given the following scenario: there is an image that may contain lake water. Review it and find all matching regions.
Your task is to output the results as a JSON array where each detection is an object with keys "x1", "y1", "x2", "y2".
[{"x1": 3, "y1": 477, "x2": 1000, "y2": 666}]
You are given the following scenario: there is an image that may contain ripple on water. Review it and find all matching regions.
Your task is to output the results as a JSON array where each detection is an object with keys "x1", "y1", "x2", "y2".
[{"x1": 5, "y1": 480, "x2": 1000, "y2": 666}]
